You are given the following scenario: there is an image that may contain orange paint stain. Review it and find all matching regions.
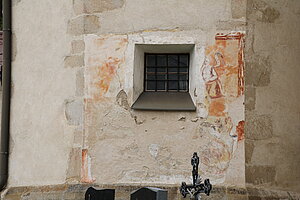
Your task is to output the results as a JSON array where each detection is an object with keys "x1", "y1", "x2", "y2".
[
  {"x1": 236, "y1": 120, "x2": 245, "y2": 141},
  {"x1": 215, "y1": 40, "x2": 227, "y2": 48},
  {"x1": 94, "y1": 57, "x2": 122, "y2": 98},
  {"x1": 81, "y1": 149, "x2": 95, "y2": 183},
  {"x1": 209, "y1": 98, "x2": 226, "y2": 117}
]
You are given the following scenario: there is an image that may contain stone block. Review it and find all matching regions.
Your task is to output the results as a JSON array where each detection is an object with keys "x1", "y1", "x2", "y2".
[
  {"x1": 76, "y1": 68, "x2": 84, "y2": 96},
  {"x1": 245, "y1": 113, "x2": 272, "y2": 140},
  {"x1": 64, "y1": 55, "x2": 84, "y2": 68},
  {"x1": 252, "y1": 0, "x2": 280, "y2": 23},
  {"x1": 66, "y1": 147, "x2": 81, "y2": 182},
  {"x1": 245, "y1": 86, "x2": 256, "y2": 111},
  {"x1": 246, "y1": 165, "x2": 276, "y2": 185},
  {"x1": 248, "y1": 196, "x2": 262, "y2": 200},
  {"x1": 67, "y1": 15, "x2": 100, "y2": 36},
  {"x1": 84, "y1": 15, "x2": 101, "y2": 34},
  {"x1": 64, "y1": 99, "x2": 83, "y2": 126},
  {"x1": 246, "y1": 55, "x2": 271, "y2": 87},
  {"x1": 260, "y1": 7, "x2": 280, "y2": 23},
  {"x1": 71, "y1": 40, "x2": 85, "y2": 54},
  {"x1": 245, "y1": 140, "x2": 255, "y2": 164},
  {"x1": 73, "y1": 0, "x2": 124, "y2": 15},
  {"x1": 226, "y1": 194, "x2": 248, "y2": 200},
  {"x1": 73, "y1": 0, "x2": 85, "y2": 15},
  {"x1": 231, "y1": 0, "x2": 247, "y2": 19}
]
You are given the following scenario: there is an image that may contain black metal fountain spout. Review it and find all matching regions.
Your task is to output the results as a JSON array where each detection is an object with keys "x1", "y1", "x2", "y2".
[{"x1": 180, "y1": 152, "x2": 212, "y2": 200}]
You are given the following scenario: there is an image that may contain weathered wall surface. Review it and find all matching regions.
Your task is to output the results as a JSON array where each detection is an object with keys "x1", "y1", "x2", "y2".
[
  {"x1": 3, "y1": 0, "x2": 254, "y2": 197},
  {"x1": 245, "y1": 0, "x2": 300, "y2": 193},
  {"x1": 8, "y1": 0, "x2": 75, "y2": 186},
  {"x1": 82, "y1": 31, "x2": 245, "y2": 186},
  {"x1": 66, "y1": 0, "x2": 247, "y2": 188}
]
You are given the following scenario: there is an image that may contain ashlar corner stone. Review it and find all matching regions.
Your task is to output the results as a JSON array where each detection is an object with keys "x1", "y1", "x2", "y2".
[
  {"x1": 252, "y1": 0, "x2": 280, "y2": 23},
  {"x1": 73, "y1": 0, "x2": 124, "y2": 15},
  {"x1": 246, "y1": 113, "x2": 273, "y2": 140},
  {"x1": 246, "y1": 165, "x2": 276, "y2": 185},
  {"x1": 246, "y1": 55, "x2": 271, "y2": 87},
  {"x1": 64, "y1": 55, "x2": 84, "y2": 68},
  {"x1": 231, "y1": 0, "x2": 247, "y2": 19},
  {"x1": 71, "y1": 40, "x2": 85, "y2": 54},
  {"x1": 245, "y1": 86, "x2": 256, "y2": 111},
  {"x1": 67, "y1": 15, "x2": 100, "y2": 36},
  {"x1": 76, "y1": 68, "x2": 84, "y2": 96}
]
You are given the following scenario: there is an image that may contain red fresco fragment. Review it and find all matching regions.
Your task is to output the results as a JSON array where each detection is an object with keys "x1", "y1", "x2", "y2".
[
  {"x1": 203, "y1": 32, "x2": 245, "y2": 118},
  {"x1": 209, "y1": 98, "x2": 226, "y2": 117},
  {"x1": 81, "y1": 149, "x2": 95, "y2": 183},
  {"x1": 94, "y1": 57, "x2": 122, "y2": 98},
  {"x1": 236, "y1": 120, "x2": 245, "y2": 141}
]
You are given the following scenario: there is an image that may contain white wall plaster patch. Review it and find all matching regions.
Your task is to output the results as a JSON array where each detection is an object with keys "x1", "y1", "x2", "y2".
[{"x1": 149, "y1": 144, "x2": 159, "y2": 158}]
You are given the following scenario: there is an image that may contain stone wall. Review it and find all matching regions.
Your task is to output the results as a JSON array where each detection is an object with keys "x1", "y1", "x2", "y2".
[
  {"x1": 7, "y1": 0, "x2": 248, "y2": 190},
  {"x1": 9, "y1": 0, "x2": 75, "y2": 186},
  {"x1": 245, "y1": 0, "x2": 300, "y2": 193},
  {"x1": 1, "y1": 0, "x2": 299, "y2": 199},
  {"x1": 65, "y1": 0, "x2": 247, "y2": 188}
]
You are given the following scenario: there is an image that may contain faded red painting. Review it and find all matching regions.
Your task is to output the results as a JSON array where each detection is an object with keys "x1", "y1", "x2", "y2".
[
  {"x1": 95, "y1": 57, "x2": 121, "y2": 97},
  {"x1": 202, "y1": 32, "x2": 245, "y2": 118},
  {"x1": 236, "y1": 120, "x2": 245, "y2": 141}
]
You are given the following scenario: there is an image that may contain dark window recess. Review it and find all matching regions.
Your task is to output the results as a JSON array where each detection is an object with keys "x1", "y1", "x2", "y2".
[{"x1": 144, "y1": 53, "x2": 189, "y2": 92}]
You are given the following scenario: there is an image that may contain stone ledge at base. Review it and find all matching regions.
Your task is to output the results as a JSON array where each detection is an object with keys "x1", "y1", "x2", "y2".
[{"x1": 1, "y1": 184, "x2": 299, "y2": 200}]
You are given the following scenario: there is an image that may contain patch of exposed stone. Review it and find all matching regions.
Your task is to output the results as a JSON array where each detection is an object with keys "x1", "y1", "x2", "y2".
[
  {"x1": 67, "y1": 15, "x2": 100, "y2": 36},
  {"x1": 73, "y1": 0, "x2": 124, "y2": 15},
  {"x1": 251, "y1": 0, "x2": 280, "y2": 23}
]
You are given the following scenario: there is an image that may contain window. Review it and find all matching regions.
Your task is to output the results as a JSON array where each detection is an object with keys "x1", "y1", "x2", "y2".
[
  {"x1": 145, "y1": 54, "x2": 189, "y2": 92},
  {"x1": 131, "y1": 44, "x2": 196, "y2": 111}
]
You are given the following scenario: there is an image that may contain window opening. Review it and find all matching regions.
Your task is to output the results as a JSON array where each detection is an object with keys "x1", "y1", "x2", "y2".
[{"x1": 144, "y1": 53, "x2": 189, "y2": 92}]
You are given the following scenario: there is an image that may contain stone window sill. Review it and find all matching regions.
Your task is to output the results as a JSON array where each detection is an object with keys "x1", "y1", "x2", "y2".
[{"x1": 131, "y1": 92, "x2": 196, "y2": 111}]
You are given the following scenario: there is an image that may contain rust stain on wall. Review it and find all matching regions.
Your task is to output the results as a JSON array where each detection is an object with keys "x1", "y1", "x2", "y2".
[
  {"x1": 81, "y1": 149, "x2": 95, "y2": 183},
  {"x1": 236, "y1": 120, "x2": 245, "y2": 141}
]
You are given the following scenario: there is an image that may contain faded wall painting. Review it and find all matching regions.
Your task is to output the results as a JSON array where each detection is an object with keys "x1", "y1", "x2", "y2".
[
  {"x1": 202, "y1": 32, "x2": 244, "y2": 138},
  {"x1": 80, "y1": 31, "x2": 245, "y2": 187},
  {"x1": 199, "y1": 32, "x2": 245, "y2": 183}
]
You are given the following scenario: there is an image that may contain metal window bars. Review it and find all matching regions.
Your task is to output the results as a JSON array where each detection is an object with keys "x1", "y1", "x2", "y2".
[{"x1": 144, "y1": 53, "x2": 189, "y2": 92}]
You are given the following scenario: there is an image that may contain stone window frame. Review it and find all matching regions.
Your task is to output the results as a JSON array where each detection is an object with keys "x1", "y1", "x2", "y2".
[{"x1": 131, "y1": 44, "x2": 196, "y2": 111}]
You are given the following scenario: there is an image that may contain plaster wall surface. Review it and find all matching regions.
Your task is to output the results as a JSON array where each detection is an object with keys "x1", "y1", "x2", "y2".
[
  {"x1": 73, "y1": 0, "x2": 247, "y2": 188},
  {"x1": 5, "y1": 0, "x2": 249, "y2": 193},
  {"x1": 245, "y1": 0, "x2": 300, "y2": 193},
  {"x1": 8, "y1": 0, "x2": 75, "y2": 186}
]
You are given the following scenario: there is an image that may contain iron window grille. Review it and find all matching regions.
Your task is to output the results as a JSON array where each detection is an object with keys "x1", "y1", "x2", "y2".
[{"x1": 144, "y1": 53, "x2": 189, "y2": 92}]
